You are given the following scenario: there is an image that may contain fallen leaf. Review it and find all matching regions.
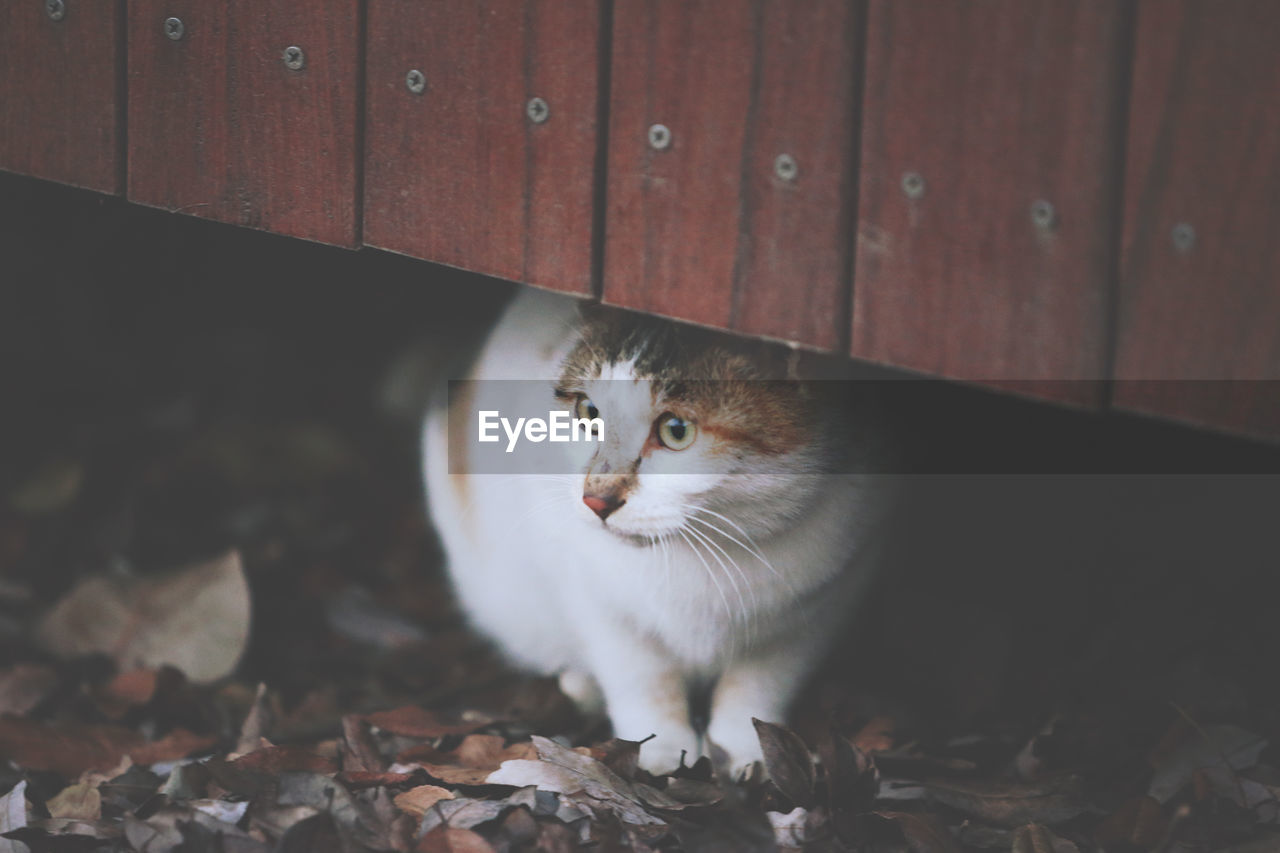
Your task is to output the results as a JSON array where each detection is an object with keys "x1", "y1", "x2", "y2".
[
  {"x1": 924, "y1": 774, "x2": 1088, "y2": 828},
  {"x1": 1147, "y1": 723, "x2": 1267, "y2": 804},
  {"x1": 1012, "y1": 823, "x2": 1080, "y2": 853},
  {"x1": 0, "y1": 718, "x2": 137, "y2": 777},
  {"x1": 1094, "y1": 795, "x2": 1167, "y2": 849},
  {"x1": 94, "y1": 669, "x2": 159, "y2": 718},
  {"x1": 393, "y1": 785, "x2": 455, "y2": 817},
  {"x1": 853, "y1": 716, "x2": 897, "y2": 754},
  {"x1": 365, "y1": 706, "x2": 493, "y2": 739},
  {"x1": 0, "y1": 664, "x2": 59, "y2": 716},
  {"x1": 0, "y1": 780, "x2": 28, "y2": 853},
  {"x1": 340, "y1": 770, "x2": 416, "y2": 790},
  {"x1": 416, "y1": 826, "x2": 496, "y2": 853},
  {"x1": 129, "y1": 728, "x2": 217, "y2": 766},
  {"x1": 873, "y1": 811, "x2": 963, "y2": 853},
  {"x1": 486, "y1": 736, "x2": 676, "y2": 827},
  {"x1": 36, "y1": 550, "x2": 250, "y2": 683},
  {"x1": 341, "y1": 714, "x2": 385, "y2": 773},
  {"x1": 405, "y1": 734, "x2": 537, "y2": 785},
  {"x1": 752, "y1": 719, "x2": 816, "y2": 808},
  {"x1": 231, "y1": 745, "x2": 338, "y2": 775},
  {"x1": 45, "y1": 781, "x2": 101, "y2": 821},
  {"x1": 417, "y1": 797, "x2": 512, "y2": 834}
]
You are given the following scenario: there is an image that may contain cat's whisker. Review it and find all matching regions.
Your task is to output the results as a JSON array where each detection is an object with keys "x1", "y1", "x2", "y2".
[
  {"x1": 682, "y1": 523, "x2": 757, "y2": 648},
  {"x1": 676, "y1": 528, "x2": 733, "y2": 631},
  {"x1": 681, "y1": 505, "x2": 776, "y2": 573}
]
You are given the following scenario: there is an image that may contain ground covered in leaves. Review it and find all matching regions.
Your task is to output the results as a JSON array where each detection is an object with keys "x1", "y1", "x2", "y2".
[{"x1": 3, "y1": 174, "x2": 1280, "y2": 852}]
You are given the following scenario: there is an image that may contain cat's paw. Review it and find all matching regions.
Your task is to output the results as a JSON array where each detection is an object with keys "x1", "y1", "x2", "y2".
[
  {"x1": 636, "y1": 730, "x2": 702, "y2": 776},
  {"x1": 705, "y1": 717, "x2": 765, "y2": 781}
]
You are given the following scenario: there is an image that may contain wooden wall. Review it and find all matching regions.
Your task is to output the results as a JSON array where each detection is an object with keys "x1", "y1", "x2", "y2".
[{"x1": 1, "y1": 0, "x2": 1275, "y2": 441}]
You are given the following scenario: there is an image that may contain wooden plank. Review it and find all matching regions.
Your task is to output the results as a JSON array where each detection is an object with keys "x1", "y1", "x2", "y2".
[
  {"x1": 363, "y1": 0, "x2": 601, "y2": 294},
  {"x1": 1113, "y1": 0, "x2": 1280, "y2": 442},
  {"x1": 127, "y1": 0, "x2": 360, "y2": 246},
  {"x1": 852, "y1": 0, "x2": 1131, "y2": 405},
  {"x1": 0, "y1": 0, "x2": 122, "y2": 193},
  {"x1": 604, "y1": 0, "x2": 858, "y2": 351}
]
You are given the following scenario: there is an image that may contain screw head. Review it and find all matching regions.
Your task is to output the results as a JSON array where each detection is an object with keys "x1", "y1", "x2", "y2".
[
  {"x1": 45, "y1": 0, "x2": 65, "y2": 22},
  {"x1": 901, "y1": 171, "x2": 925, "y2": 200},
  {"x1": 1171, "y1": 222, "x2": 1196, "y2": 252},
  {"x1": 648, "y1": 123, "x2": 672, "y2": 151},
  {"x1": 1030, "y1": 199, "x2": 1057, "y2": 230},
  {"x1": 405, "y1": 69, "x2": 426, "y2": 95},
  {"x1": 283, "y1": 45, "x2": 305, "y2": 71},
  {"x1": 526, "y1": 97, "x2": 550, "y2": 124},
  {"x1": 774, "y1": 153, "x2": 798, "y2": 182},
  {"x1": 164, "y1": 16, "x2": 184, "y2": 40}
]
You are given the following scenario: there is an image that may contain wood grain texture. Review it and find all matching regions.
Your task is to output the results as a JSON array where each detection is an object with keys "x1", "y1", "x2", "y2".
[
  {"x1": 852, "y1": 0, "x2": 1131, "y2": 405},
  {"x1": 363, "y1": 0, "x2": 601, "y2": 294},
  {"x1": 0, "y1": 0, "x2": 122, "y2": 193},
  {"x1": 1112, "y1": 0, "x2": 1280, "y2": 442},
  {"x1": 127, "y1": 0, "x2": 359, "y2": 246},
  {"x1": 604, "y1": 0, "x2": 859, "y2": 351}
]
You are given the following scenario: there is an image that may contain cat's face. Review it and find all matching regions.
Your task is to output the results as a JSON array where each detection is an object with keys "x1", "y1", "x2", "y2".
[{"x1": 550, "y1": 309, "x2": 831, "y2": 544}]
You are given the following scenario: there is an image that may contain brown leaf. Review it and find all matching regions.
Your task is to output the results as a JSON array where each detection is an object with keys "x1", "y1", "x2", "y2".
[
  {"x1": 0, "y1": 718, "x2": 137, "y2": 777},
  {"x1": 874, "y1": 811, "x2": 963, "y2": 853},
  {"x1": 587, "y1": 739, "x2": 643, "y2": 782},
  {"x1": 365, "y1": 706, "x2": 493, "y2": 738},
  {"x1": 486, "y1": 736, "x2": 676, "y2": 827},
  {"x1": 924, "y1": 774, "x2": 1088, "y2": 828},
  {"x1": 341, "y1": 713, "x2": 386, "y2": 773},
  {"x1": 129, "y1": 728, "x2": 217, "y2": 766},
  {"x1": 853, "y1": 716, "x2": 897, "y2": 754},
  {"x1": 231, "y1": 745, "x2": 338, "y2": 775},
  {"x1": 409, "y1": 734, "x2": 537, "y2": 785},
  {"x1": 752, "y1": 718, "x2": 816, "y2": 808},
  {"x1": 393, "y1": 785, "x2": 456, "y2": 818},
  {"x1": 36, "y1": 550, "x2": 250, "y2": 683},
  {"x1": 1012, "y1": 823, "x2": 1081, "y2": 853},
  {"x1": 0, "y1": 664, "x2": 59, "y2": 716},
  {"x1": 45, "y1": 781, "x2": 101, "y2": 821},
  {"x1": 1093, "y1": 796, "x2": 1168, "y2": 850},
  {"x1": 93, "y1": 669, "x2": 159, "y2": 719},
  {"x1": 416, "y1": 826, "x2": 496, "y2": 853},
  {"x1": 340, "y1": 770, "x2": 416, "y2": 790}
]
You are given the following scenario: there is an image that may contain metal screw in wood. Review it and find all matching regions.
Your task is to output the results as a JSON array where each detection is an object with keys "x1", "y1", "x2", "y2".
[
  {"x1": 774, "y1": 154, "x2": 798, "y2": 182},
  {"x1": 1030, "y1": 199, "x2": 1057, "y2": 230},
  {"x1": 526, "y1": 97, "x2": 549, "y2": 124},
  {"x1": 45, "y1": 0, "x2": 65, "y2": 22},
  {"x1": 1171, "y1": 222, "x2": 1196, "y2": 252},
  {"x1": 648, "y1": 124, "x2": 672, "y2": 151},
  {"x1": 164, "y1": 16, "x2": 184, "y2": 40},
  {"x1": 283, "y1": 46, "x2": 305, "y2": 71},
  {"x1": 405, "y1": 69, "x2": 426, "y2": 95},
  {"x1": 901, "y1": 171, "x2": 925, "y2": 200}
]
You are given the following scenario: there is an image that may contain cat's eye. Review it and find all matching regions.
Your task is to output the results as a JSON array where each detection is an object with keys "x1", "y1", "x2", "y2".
[
  {"x1": 656, "y1": 414, "x2": 697, "y2": 451},
  {"x1": 575, "y1": 396, "x2": 600, "y2": 421}
]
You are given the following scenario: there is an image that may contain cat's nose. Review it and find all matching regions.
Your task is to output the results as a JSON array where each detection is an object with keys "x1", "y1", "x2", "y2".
[{"x1": 583, "y1": 493, "x2": 624, "y2": 521}]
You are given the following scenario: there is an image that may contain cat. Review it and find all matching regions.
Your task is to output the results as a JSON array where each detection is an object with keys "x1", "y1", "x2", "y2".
[{"x1": 422, "y1": 286, "x2": 896, "y2": 775}]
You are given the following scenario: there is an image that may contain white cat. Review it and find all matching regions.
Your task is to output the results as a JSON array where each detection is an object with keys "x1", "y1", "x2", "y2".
[{"x1": 422, "y1": 286, "x2": 895, "y2": 775}]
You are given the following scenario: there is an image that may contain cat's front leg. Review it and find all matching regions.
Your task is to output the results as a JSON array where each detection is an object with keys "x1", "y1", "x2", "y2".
[{"x1": 705, "y1": 633, "x2": 823, "y2": 779}]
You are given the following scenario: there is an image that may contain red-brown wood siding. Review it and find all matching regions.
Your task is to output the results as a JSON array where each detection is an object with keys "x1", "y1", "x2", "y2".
[
  {"x1": 363, "y1": 0, "x2": 601, "y2": 295},
  {"x1": 1112, "y1": 0, "x2": 1280, "y2": 441},
  {"x1": 127, "y1": 0, "x2": 360, "y2": 246},
  {"x1": 852, "y1": 0, "x2": 1131, "y2": 406},
  {"x1": 0, "y1": 0, "x2": 123, "y2": 193},
  {"x1": 604, "y1": 0, "x2": 859, "y2": 351}
]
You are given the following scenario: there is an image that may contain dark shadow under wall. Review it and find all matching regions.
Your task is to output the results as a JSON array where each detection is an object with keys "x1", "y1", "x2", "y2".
[{"x1": 3, "y1": 170, "x2": 1279, "y2": 753}]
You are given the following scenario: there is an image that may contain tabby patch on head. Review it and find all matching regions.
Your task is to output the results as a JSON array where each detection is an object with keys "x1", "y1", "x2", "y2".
[{"x1": 550, "y1": 305, "x2": 829, "y2": 542}]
